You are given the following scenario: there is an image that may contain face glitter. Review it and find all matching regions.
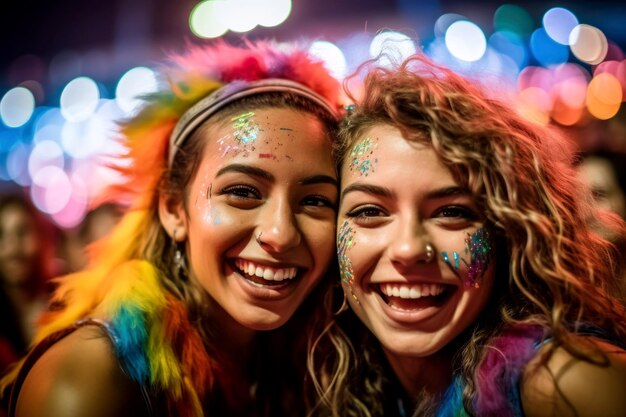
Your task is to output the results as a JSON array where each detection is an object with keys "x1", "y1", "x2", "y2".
[
  {"x1": 441, "y1": 227, "x2": 493, "y2": 288},
  {"x1": 337, "y1": 220, "x2": 360, "y2": 305},
  {"x1": 231, "y1": 112, "x2": 260, "y2": 145},
  {"x1": 349, "y1": 137, "x2": 378, "y2": 177}
]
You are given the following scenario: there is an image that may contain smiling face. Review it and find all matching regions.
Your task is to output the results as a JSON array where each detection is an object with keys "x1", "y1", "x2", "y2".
[
  {"x1": 338, "y1": 124, "x2": 495, "y2": 361},
  {"x1": 167, "y1": 107, "x2": 337, "y2": 332}
]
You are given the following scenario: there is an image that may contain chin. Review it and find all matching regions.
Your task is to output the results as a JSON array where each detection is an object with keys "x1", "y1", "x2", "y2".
[{"x1": 238, "y1": 309, "x2": 293, "y2": 331}]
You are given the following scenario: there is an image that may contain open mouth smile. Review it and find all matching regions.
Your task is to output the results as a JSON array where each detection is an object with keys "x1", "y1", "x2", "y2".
[
  {"x1": 234, "y1": 259, "x2": 301, "y2": 287},
  {"x1": 375, "y1": 282, "x2": 452, "y2": 312}
]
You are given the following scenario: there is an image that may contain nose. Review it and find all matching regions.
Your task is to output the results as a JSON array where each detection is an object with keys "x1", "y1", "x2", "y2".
[
  {"x1": 387, "y1": 218, "x2": 433, "y2": 267},
  {"x1": 255, "y1": 197, "x2": 301, "y2": 253}
]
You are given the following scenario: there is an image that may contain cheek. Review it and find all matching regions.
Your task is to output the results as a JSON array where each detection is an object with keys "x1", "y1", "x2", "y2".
[
  {"x1": 337, "y1": 221, "x2": 382, "y2": 285},
  {"x1": 438, "y1": 227, "x2": 495, "y2": 288}
]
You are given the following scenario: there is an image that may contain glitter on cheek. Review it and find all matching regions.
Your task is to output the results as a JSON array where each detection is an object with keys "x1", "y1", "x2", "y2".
[
  {"x1": 337, "y1": 220, "x2": 360, "y2": 305},
  {"x1": 441, "y1": 227, "x2": 494, "y2": 288},
  {"x1": 348, "y1": 137, "x2": 379, "y2": 177},
  {"x1": 465, "y1": 227, "x2": 494, "y2": 288},
  {"x1": 204, "y1": 207, "x2": 222, "y2": 225}
]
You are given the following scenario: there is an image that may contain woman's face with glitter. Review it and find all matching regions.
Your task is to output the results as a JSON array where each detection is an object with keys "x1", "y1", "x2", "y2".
[
  {"x1": 338, "y1": 124, "x2": 495, "y2": 360},
  {"x1": 168, "y1": 107, "x2": 337, "y2": 333}
]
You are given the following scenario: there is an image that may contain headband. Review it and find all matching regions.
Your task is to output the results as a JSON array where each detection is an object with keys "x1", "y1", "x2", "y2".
[{"x1": 168, "y1": 78, "x2": 338, "y2": 166}]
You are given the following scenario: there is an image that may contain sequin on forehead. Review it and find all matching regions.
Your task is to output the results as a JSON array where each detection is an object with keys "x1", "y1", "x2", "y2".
[
  {"x1": 349, "y1": 137, "x2": 378, "y2": 177},
  {"x1": 232, "y1": 112, "x2": 259, "y2": 145}
]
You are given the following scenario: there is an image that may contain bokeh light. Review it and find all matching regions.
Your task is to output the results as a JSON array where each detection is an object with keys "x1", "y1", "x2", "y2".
[
  {"x1": 543, "y1": 7, "x2": 578, "y2": 45},
  {"x1": 189, "y1": 0, "x2": 291, "y2": 38},
  {"x1": 190, "y1": 1, "x2": 229, "y2": 38},
  {"x1": 30, "y1": 166, "x2": 72, "y2": 214},
  {"x1": 570, "y1": 24, "x2": 608, "y2": 65},
  {"x1": 1, "y1": 87, "x2": 35, "y2": 128},
  {"x1": 530, "y1": 28, "x2": 569, "y2": 67},
  {"x1": 494, "y1": 5, "x2": 533, "y2": 37},
  {"x1": 28, "y1": 140, "x2": 65, "y2": 180},
  {"x1": 115, "y1": 66, "x2": 158, "y2": 115},
  {"x1": 586, "y1": 72, "x2": 622, "y2": 119},
  {"x1": 60, "y1": 76, "x2": 100, "y2": 123},
  {"x1": 445, "y1": 20, "x2": 486, "y2": 62},
  {"x1": 309, "y1": 41, "x2": 348, "y2": 79},
  {"x1": 370, "y1": 31, "x2": 417, "y2": 67}
]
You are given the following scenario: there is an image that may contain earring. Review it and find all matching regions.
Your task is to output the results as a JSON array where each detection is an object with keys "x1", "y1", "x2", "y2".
[{"x1": 172, "y1": 229, "x2": 188, "y2": 279}]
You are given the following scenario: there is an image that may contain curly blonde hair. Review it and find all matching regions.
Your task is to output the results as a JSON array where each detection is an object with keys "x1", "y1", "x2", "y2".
[{"x1": 308, "y1": 55, "x2": 626, "y2": 417}]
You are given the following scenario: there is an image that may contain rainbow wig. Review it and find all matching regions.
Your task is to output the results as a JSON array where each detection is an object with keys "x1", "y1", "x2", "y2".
[{"x1": 2, "y1": 40, "x2": 343, "y2": 417}]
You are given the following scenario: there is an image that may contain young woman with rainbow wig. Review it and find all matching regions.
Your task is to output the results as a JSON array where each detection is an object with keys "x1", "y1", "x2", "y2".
[
  {"x1": 309, "y1": 55, "x2": 626, "y2": 417},
  {"x1": 1, "y1": 41, "x2": 343, "y2": 417}
]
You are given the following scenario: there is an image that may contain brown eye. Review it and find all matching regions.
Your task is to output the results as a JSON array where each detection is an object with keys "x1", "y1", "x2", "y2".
[{"x1": 222, "y1": 185, "x2": 261, "y2": 200}]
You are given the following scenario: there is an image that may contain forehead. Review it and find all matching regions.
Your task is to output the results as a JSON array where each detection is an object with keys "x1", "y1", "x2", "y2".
[
  {"x1": 199, "y1": 106, "x2": 334, "y2": 170},
  {"x1": 342, "y1": 124, "x2": 451, "y2": 181}
]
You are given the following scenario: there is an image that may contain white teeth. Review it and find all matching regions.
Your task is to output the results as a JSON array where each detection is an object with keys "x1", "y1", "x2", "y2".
[
  {"x1": 234, "y1": 259, "x2": 298, "y2": 282},
  {"x1": 380, "y1": 283, "x2": 446, "y2": 299}
]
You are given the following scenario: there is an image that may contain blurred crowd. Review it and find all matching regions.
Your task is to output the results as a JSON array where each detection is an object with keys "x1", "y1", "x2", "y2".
[{"x1": 0, "y1": 193, "x2": 124, "y2": 382}]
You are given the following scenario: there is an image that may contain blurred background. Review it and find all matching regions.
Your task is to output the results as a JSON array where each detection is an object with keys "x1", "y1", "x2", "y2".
[
  {"x1": 1, "y1": 0, "x2": 626, "y2": 229},
  {"x1": 2, "y1": 0, "x2": 626, "y2": 380}
]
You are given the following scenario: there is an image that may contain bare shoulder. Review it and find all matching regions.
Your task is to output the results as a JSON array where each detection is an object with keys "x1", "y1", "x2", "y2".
[
  {"x1": 521, "y1": 337, "x2": 626, "y2": 417},
  {"x1": 15, "y1": 325, "x2": 150, "y2": 417}
]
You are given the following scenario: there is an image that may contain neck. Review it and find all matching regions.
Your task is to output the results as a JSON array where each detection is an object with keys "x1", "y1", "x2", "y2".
[
  {"x1": 383, "y1": 346, "x2": 453, "y2": 401},
  {"x1": 207, "y1": 302, "x2": 258, "y2": 379}
]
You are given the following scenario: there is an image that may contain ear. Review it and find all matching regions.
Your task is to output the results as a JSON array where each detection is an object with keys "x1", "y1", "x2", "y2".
[{"x1": 158, "y1": 192, "x2": 188, "y2": 241}]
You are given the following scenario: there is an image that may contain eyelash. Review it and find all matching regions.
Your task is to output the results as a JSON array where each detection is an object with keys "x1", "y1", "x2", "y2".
[
  {"x1": 302, "y1": 195, "x2": 335, "y2": 208},
  {"x1": 434, "y1": 205, "x2": 477, "y2": 220},
  {"x1": 344, "y1": 205, "x2": 476, "y2": 223},
  {"x1": 345, "y1": 205, "x2": 386, "y2": 219},
  {"x1": 220, "y1": 186, "x2": 335, "y2": 210},
  {"x1": 221, "y1": 185, "x2": 261, "y2": 200}
]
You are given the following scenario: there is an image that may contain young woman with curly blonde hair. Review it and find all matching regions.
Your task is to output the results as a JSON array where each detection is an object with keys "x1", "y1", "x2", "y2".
[{"x1": 309, "y1": 55, "x2": 626, "y2": 417}]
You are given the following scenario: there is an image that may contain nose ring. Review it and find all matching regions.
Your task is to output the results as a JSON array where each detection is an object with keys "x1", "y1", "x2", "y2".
[
  {"x1": 425, "y1": 244, "x2": 435, "y2": 263},
  {"x1": 255, "y1": 232, "x2": 263, "y2": 245}
]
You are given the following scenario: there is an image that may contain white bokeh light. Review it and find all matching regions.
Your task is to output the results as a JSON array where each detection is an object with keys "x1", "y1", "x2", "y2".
[
  {"x1": 309, "y1": 41, "x2": 348, "y2": 79},
  {"x1": 370, "y1": 31, "x2": 417, "y2": 67},
  {"x1": 222, "y1": 0, "x2": 258, "y2": 33},
  {"x1": 445, "y1": 20, "x2": 487, "y2": 62},
  {"x1": 60, "y1": 76, "x2": 100, "y2": 122},
  {"x1": 190, "y1": 0, "x2": 229, "y2": 39},
  {"x1": 257, "y1": 0, "x2": 291, "y2": 27},
  {"x1": 115, "y1": 66, "x2": 159, "y2": 115},
  {"x1": 1, "y1": 87, "x2": 36, "y2": 128}
]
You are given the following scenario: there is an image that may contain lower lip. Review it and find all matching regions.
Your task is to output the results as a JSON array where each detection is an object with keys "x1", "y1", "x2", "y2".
[{"x1": 375, "y1": 289, "x2": 453, "y2": 325}]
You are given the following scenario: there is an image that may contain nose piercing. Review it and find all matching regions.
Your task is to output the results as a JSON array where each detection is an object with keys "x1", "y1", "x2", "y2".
[
  {"x1": 255, "y1": 232, "x2": 263, "y2": 245},
  {"x1": 425, "y1": 243, "x2": 435, "y2": 263}
]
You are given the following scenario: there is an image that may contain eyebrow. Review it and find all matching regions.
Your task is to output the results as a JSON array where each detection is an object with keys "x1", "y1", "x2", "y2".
[
  {"x1": 342, "y1": 183, "x2": 469, "y2": 199},
  {"x1": 216, "y1": 164, "x2": 274, "y2": 181},
  {"x1": 342, "y1": 183, "x2": 393, "y2": 198},
  {"x1": 299, "y1": 175, "x2": 338, "y2": 188},
  {"x1": 216, "y1": 164, "x2": 338, "y2": 189},
  {"x1": 424, "y1": 186, "x2": 470, "y2": 199}
]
